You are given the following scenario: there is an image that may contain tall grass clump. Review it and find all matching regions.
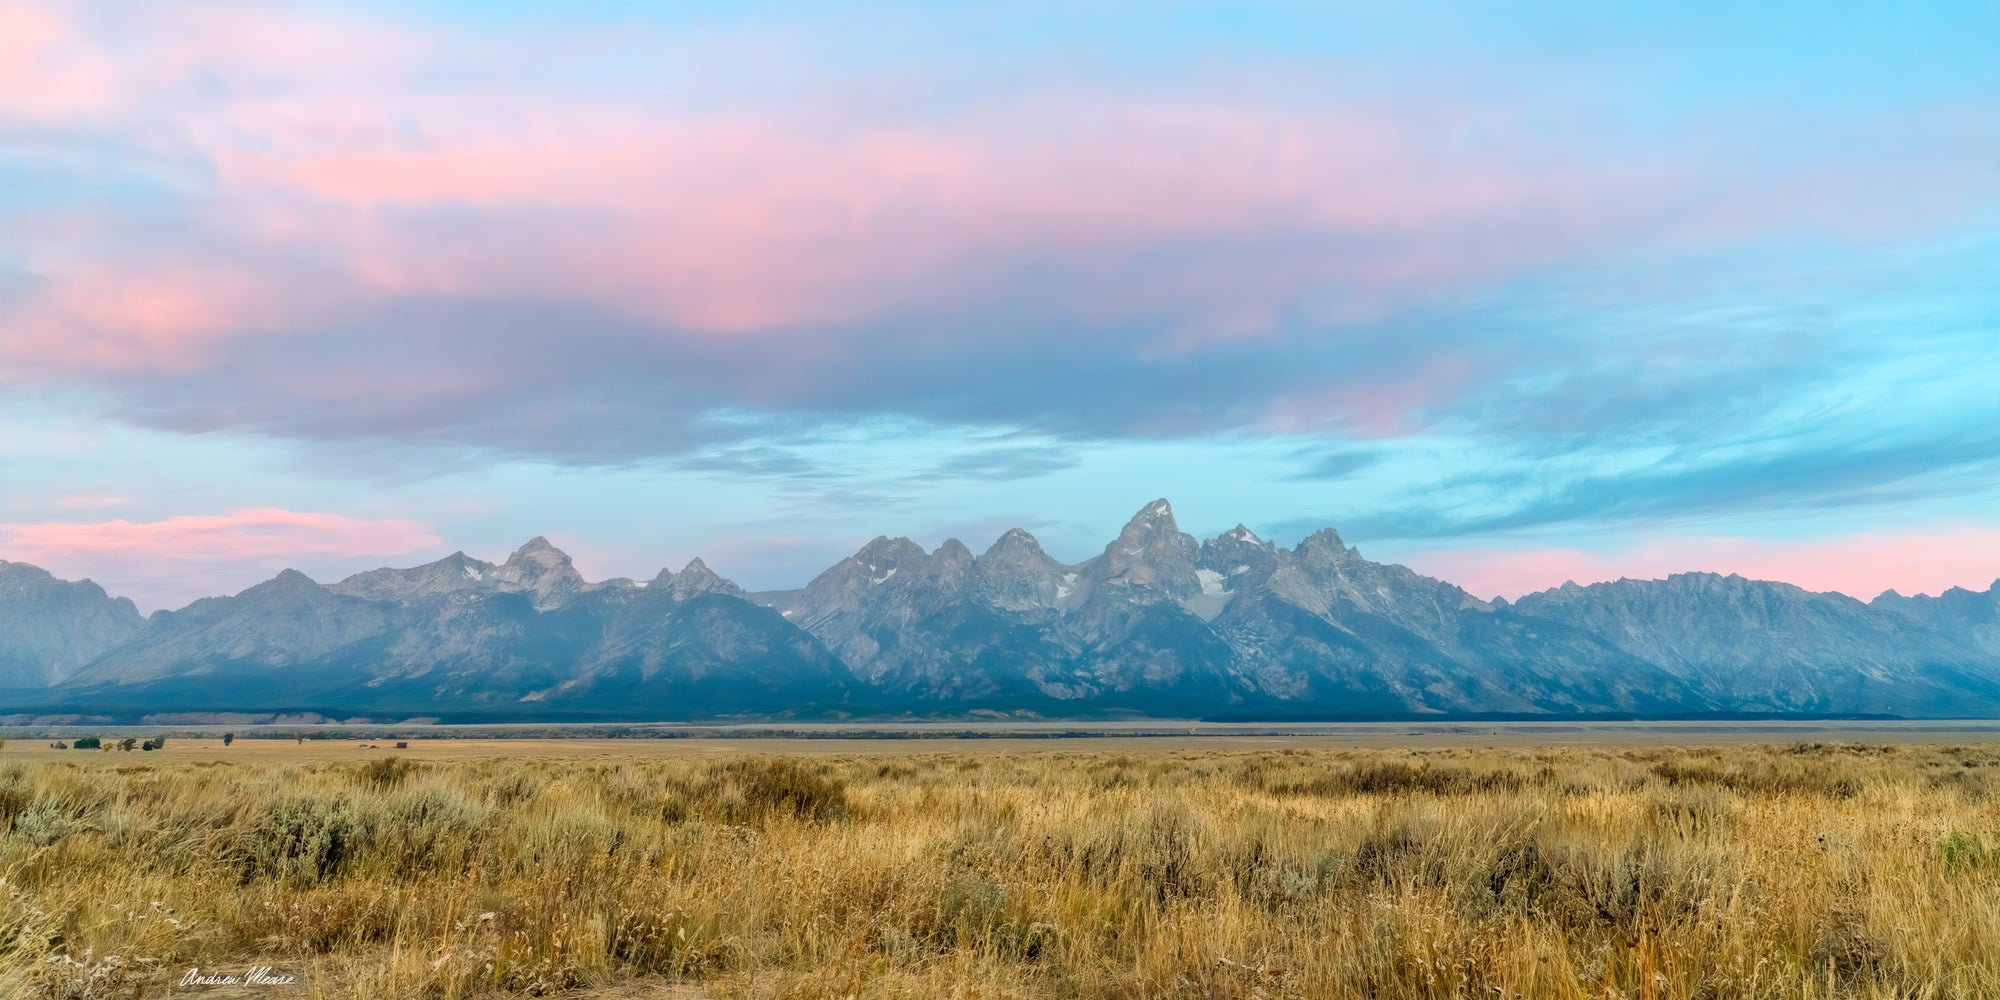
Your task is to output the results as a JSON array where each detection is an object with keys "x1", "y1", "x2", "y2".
[{"x1": 661, "y1": 756, "x2": 851, "y2": 826}]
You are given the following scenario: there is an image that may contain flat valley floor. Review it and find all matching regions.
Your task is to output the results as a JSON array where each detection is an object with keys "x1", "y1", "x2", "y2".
[
  {"x1": 4, "y1": 728, "x2": 1999, "y2": 998},
  {"x1": 11, "y1": 718, "x2": 2000, "y2": 759}
]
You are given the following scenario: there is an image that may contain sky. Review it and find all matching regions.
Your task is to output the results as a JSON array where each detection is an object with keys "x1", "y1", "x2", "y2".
[{"x1": 2, "y1": 1, "x2": 1998, "y2": 613}]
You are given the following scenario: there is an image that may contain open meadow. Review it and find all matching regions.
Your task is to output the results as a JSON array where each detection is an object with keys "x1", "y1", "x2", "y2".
[{"x1": 3, "y1": 738, "x2": 1999, "y2": 999}]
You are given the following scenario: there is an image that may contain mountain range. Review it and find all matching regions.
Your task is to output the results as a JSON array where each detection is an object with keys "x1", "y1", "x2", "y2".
[{"x1": 5, "y1": 500, "x2": 1998, "y2": 722}]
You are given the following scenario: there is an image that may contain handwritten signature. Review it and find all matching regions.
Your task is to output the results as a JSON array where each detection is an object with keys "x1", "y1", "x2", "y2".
[{"x1": 179, "y1": 966, "x2": 299, "y2": 988}]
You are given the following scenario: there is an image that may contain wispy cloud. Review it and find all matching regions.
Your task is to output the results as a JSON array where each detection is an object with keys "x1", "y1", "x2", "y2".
[
  {"x1": 0, "y1": 507, "x2": 444, "y2": 612},
  {"x1": 55, "y1": 493, "x2": 135, "y2": 510},
  {"x1": 923, "y1": 445, "x2": 1078, "y2": 481},
  {"x1": 0, "y1": 508, "x2": 438, "y2": 565},
  {"x1": 1340, "y1": 417, "x2": 2000, "y2": 541},
  {"x1": 1288, "y1": 449, "x2": 1378, "y2": 482}
]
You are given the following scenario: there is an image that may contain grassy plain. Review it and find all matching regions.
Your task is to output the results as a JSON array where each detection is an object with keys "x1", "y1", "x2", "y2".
[{"x1": 2, "y1": 738, "x2": 1998, "y2": 999}]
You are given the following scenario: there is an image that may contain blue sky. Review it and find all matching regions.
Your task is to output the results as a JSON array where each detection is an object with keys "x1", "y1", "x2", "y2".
[{"x1": 1, "y1": 1, "x2": 1996, "y2": 611}]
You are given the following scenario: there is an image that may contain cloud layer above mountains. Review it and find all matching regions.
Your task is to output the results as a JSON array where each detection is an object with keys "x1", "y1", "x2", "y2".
[{"x1": 3, "y1": 1, "x2": 1997, "y2": 608}]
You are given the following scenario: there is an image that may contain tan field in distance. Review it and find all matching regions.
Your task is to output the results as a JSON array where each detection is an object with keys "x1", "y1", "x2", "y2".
[
  {"x1": 3, "y1": 736, "x2": 1999, "y2": 998},
  {"x1": 8, "y1": 718, "x2": 2000, "y2": 759}
]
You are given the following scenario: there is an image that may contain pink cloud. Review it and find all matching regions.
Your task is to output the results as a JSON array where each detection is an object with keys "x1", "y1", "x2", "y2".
[
  {"x1": 5, "y1": 260, "x2": 334, "y2": 373},
  {"x1": 0, "y1": 0, "x2": 1897, "y2": 364},
  {"x1": 2, "y1": 0, "x2": 1992, "y2": 451},
  {"x1": 1258, "y1": 353, "x2": 1483, "y2": 437},
  {"x1": 205, "y1": 103, "x2": 1674, "y2": 334},
  {"x1": 0, "y1": 507, "x2": 444, "y2": 612},
  {"x1": 0, "y1": 2, "x2": 118, "y2": 120},
  {"x1": 1395, "y1": 528, "x2": 2000, "y2": 602},
  {"x1": 0, "y1": 508, "x2": 439, "y2": 565},
  {"x1": 1, "y1": 93, "x2": 1693, "y2": 386}
]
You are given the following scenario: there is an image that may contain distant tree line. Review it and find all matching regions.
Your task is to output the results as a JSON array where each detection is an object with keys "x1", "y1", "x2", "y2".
[{"x1": 44, "y1": 735, "x2": 171, "y2": 750}]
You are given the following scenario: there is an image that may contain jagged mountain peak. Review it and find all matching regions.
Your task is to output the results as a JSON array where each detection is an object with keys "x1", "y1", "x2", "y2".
[
  {"x1": 969, "y1": 526, "x2": 1068, "y2": 600},
  {"x1": 659, "y1": 556, "x2": 745, "y2": 600},
  {"x1": 1203, "y1": 524, "x2": 1277, "y2": 556},
  {"x1": 2, "y1": 561, "x2": 117, "y2": 600},
  {"x1": 983, "y1": 528, "x2": 1049, "y2": 559},
  {"x1": 0, "y1": 561, "x2": 114, "y2": 604},
  {"x1": 1567, "y1": 571, "x2": 1813, "y2": 600},
  {"x1": 851, "y1": 536, "x2": 928, "y2": 577},
  {"x1": 969, "y1": 526, "x2": 1069, "y2": 606},
  {"x1": 1519, "y1": 571, "x2": 1864, "y2": 626},
  {"x1": 218, "y1": 569, "x2": 348, "y2": 610},
  {"x1": 260, "y1": 568, "x2": 321, "y2": 591},
  {"x1": 1295, "y1": 527, "x2": 1351, "y2": 556},
  {"x1": 857, "y1": 534, "x2": 923, "y2": 557},
  {"x1": 493, "y1": 536, "x2": 586, "y2": 609},
  {"x1": 498, "y1": 536, "x2": 579, "y2": 580},
  {"x1": 1123, "y1": 498, "x2": 1179, "y2": 533},
  {"x1": 506, "y1": 536, "x2": 572, "y2": 565},
  {"x1": 1222, "y1": 524, "x2": 1267, "y2": 546},
  {"x1": 1097, "y1": 499, "x2": 1201, "y2": 598},
  {"x1": 1198, "y1": 522, "x2": 1283, "y2": 590},
  {"x1": 442, "y1": 551, "x2": 495, "y2": 577},
  {"x1": 0, "y1": 560, "x2": 149, "y2": 687},
  {"x1": 1870, "y1": 576, "x2": 2000, "y2": 659},
  {"x1": 1949, "y1": 579, "x2": 2000, "y2": 598},
  {"x1": 330, "y1": 549, "x2": 502, "y2": 602},
  {"x1": 1873, "y1": 578, "x2": 2000, "y2": 606},
  {"x1": 1113, "y1": 499, "x2": 1189, "y2": 545}
]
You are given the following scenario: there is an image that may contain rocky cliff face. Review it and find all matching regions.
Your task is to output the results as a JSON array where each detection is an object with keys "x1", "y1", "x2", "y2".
[
  {"x1": 327, "y1": 551, "x2": 504, "y2": 604},
  {"x1": 0, "y1": 560, "x2": 147, "y2": 688},
  {"x1": 489, "y1": 537, "x2": 590, "y2": 610},
  {"x1": 8, "y1": 503, "x2": 2000, "y2": 720},
  {"x1": 1512, "y1": 574, "x2": 2000, "y2": 715},
  {"x1": 1873, "y1": 581, "x2": 2000, "y2": 658},
  {"x1": 67, "y1": 569, "x2": 396, "y2": 688}
]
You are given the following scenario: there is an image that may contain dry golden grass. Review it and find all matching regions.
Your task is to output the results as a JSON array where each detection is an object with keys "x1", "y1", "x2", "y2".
[{"x1": 2, "y1": 741, "x2": 1998, "y2": 998}]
